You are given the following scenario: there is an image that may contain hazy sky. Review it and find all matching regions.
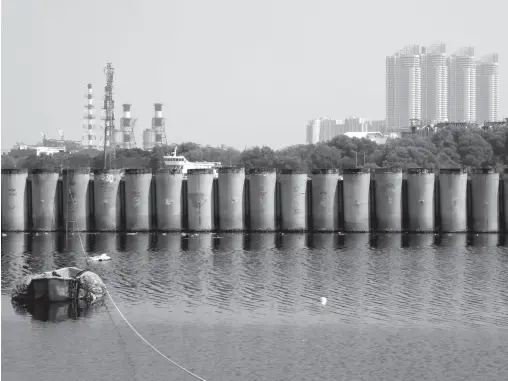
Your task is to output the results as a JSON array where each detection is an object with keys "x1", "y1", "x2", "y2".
[{"x1": 2, "y1": 0, "x2": 507, "y2": 150}]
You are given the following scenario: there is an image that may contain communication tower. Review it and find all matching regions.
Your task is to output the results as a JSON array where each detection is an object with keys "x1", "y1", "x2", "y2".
[
  {"x1": 82, "y1": 84, "x2": 97, "y2": 148},
  {"x1": 101, "y1": 62, "x2": 116, "y2": 168}
]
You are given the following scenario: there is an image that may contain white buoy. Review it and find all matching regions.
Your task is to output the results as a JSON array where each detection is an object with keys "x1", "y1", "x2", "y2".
[
  {"x1": 89, "y1": 253, "x2": 111, "y2": 262},
  {"x1": 320, "y1": 297, "x2": 327, "y2": 305}
]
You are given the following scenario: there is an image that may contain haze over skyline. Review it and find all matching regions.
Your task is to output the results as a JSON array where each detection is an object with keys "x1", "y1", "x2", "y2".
[{"x1": 2, "y1": 0, "x2": 507, "y2": 150}]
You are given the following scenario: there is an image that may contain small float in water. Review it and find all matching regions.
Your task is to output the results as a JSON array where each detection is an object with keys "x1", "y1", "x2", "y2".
[
  {"x1": 11, "y1": 267, "x2": 107, "y2": 304},
  {"x1": 89, "y1": 253, "x2": 111, "y2": 262}
]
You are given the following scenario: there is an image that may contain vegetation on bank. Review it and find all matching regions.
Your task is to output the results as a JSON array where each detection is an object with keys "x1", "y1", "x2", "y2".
[{"x1": 2, "y1": 125, "x2": 507, "y2": 172}]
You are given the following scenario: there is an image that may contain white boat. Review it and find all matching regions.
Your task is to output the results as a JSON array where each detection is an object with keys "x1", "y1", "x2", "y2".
[{"x1": 163, "y1": 146, "x2": 222, "y2": 177}]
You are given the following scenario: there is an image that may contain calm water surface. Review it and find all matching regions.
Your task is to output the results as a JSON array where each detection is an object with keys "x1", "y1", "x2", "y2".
[{"x1": 2, "y1": 232, "x2": 508, "y2": 381}]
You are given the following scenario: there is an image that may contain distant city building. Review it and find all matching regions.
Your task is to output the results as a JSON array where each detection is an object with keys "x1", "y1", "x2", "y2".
[
  {"x1": 343, "y1": 117, "x2": 369, "y2": 133},
  {"x1": 386, "y1": 45, "x2": 422, "y2": 130},
  {"x1": 369, "y1": 119, "x2": 388, "y2": 134},
  {"x1": 448, "y1": 47, "x2": 476, "y2": 123},
  {"x1": 344, "y1": 132, "x2": 387, "y2": 145},
  {"x1": 476, "y1": 53, "x2": 500, "y2": 123},
  {"x1": 306, "y1": 117, "x2": 387, "y2": 144},
  {"x1": 421, "y1": 44, "x2": 448, "y2": 124}
]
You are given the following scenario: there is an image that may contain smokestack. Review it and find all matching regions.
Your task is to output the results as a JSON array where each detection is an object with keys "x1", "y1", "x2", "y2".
[
  {"x1": 82, "y1": 83, "x2": 96, "y2": 148},
  {"x1": 154, "y1": 103, "x2": 163, "y2": 118},
  {"x1": 123, "y1": 104, "x2": 131, "y2": 118}
]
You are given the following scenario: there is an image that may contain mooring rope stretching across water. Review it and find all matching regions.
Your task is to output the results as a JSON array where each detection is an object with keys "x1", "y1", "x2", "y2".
[{"x1": 68, "y1": 186, "x2": 209, "y2": 381}]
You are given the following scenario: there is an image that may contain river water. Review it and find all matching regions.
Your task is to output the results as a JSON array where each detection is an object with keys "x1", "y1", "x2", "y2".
[{"x1": 2, "y1": 232, "x2": 508, "y2": 381}]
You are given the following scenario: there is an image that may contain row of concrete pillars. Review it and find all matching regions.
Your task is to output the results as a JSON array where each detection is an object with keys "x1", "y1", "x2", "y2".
[{"x1": 1, "y1": 168, "x2": 507, "y2": 233}]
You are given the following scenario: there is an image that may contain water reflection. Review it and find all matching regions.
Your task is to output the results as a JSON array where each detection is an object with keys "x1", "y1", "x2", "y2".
[
  {"x1": 1, "y1": 233, "x2": 27, "y2": 288},
  {"x1": 277, "y1": 232, "x2": 307, "y2": 250},
  {"x1": 11, "y1": 299, "x2": 98, "y2": 322},
  {"x1": 2, "y1": 232, "x2": 508, "y2": 330},
  {"x1": 343, "y1": 232, "x2": 370, "y2": 250},
  {"x1": 26, "y1": 233, "x2": 56, "y2": 273},
  {"x1": 214, "y1": 233, "x2": 243, "y2": 251},
  {"x1": 370, "y1": 233, "x2": 402, "y2": 251},
  {"x1": 153, "y1": 233, "x2": 182, "y2": 251},
  {"x1": 403, "y1": 233, "x2": 436, "y2": 248},
  {"x1": 244, "y1": 233, "x2": 275, "y2": 251}
]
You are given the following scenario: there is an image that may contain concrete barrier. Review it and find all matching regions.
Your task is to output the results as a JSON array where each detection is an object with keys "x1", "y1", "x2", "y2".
[
  {"x1": 310, "y1": 169, "x2": 340, "y2": 231},
  {"x1": 154, "y1": 168, "x2": 183, "y2": 231},
  {"x1": 30, "y1": 169, "x2": 60, "y2": 231},
  {"x1": 470, "y1": 168, "x2": 499, "y2": 232},
  {"x1": 374, "y1": 168, "x2": 403, "y2": 232},
  {"x1": 439, "y1": 168, "x2": 467, "y2": 232},
  {"x1": 187, "y1": 169, "x2": 215, "y2": 231},
  {"x1": 217, "y1": 167, "x2": 245, "y2": 231},
  {"x1": 342, "y1": 168, "x2": 371, "y2": 232},
  {"x1": 248, "y1": 168, "x2": 277, "y2": 231},
  {"x1": 504, "y1": 169, "x2": 508, "y2": 232},
  {"x1": 93, "y1": 169, "x2": 122, "y2": 231},
  {"x1": 124, "y1": 169, "x2": 153, "y2": 232},
  {"x1": 1, "y1": 169, "x2": 28, "y2": 231},
  {"x1": 278, "y1": 170, "x2": 308, "y2": 231},
  {"x1": 406, "y1": 168, "x2": 435, "y2": 232},
  {"x1": 62, "y1": 168, "x2": 91, "y2": 232}
]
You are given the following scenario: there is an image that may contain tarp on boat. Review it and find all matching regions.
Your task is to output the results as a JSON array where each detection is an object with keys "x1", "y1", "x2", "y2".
[{"x1": 11, "y1": 267, "x2": 106, "y2": 304}]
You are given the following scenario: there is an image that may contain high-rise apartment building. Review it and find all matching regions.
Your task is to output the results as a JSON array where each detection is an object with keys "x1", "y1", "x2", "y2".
[
  {"x1": 447, "y1": 47, "x2": 476, "y2": 123},
  {"x1": 386, "y1": 45, "x2": 422, "y2": 130},
  {"x1": 476, "y1": 53, "x2": 500, "y2": 123},
  {"x1": 421, "y1": 44, "x2": 448, "y2": 124}
]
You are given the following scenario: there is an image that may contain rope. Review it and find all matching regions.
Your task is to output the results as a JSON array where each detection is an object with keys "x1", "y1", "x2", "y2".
[{"x1": 66, "y1": 177, "x2": 209, "y2": 381}]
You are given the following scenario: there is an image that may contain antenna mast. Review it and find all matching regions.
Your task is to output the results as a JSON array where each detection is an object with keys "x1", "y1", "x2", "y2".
[{"x1": 102, "y1": 62, "x2": 116, "y2": 169}]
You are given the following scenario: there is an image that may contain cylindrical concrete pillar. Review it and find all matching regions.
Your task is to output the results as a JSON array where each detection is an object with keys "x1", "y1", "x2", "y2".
[
  {"x1": 187, "y1": 169, "x2": 215, "y2": 231},
  {"x1": 439, "y1": 168, "x2": 467, "y2": 232},
  {"x1": 342, "y1": 168, "x2": 371, "y2": 232},
  {"x1": 248, "y1": 168, "x2": 277, "y2": 231},
  {"x1": 505, "y1": 169, "x2": 508, "y2": 232},
  {"x1": 406, "y1": 168, "x2": 435, "y2": 232},
  {"x1": 124, "y1": 169, "x2": 153, "y2": 232},
  {"x1": 374, "y1": 168, "x2": 403, "y2": 232},
  {"x1": 30, "y1": 169, "x2": 60, "y2": 231},
  {"x1": 217, "y1": 167, "x2": 245, "y2": 231},
  {"x1": 311, "y1": 169, "x2": 340, "y2": 231},
  {"x1": 154, "y1": 168, "x2": 183, "y2": 231},
  {"x1": 278, "y1": 170, "x2": 308, "y2": 231},
  {"x1": 470, "y1": 168, "x2": 499, "y2": 232},
  {"x1": 1, "y1": 169, "x2": 28, "y2": 231},
  {"x1": 62, "y1": 168, "x2": 90, "y2": 232},
  {"x1": 93, "y1": 169, "x2": 122, "y2": 231}
]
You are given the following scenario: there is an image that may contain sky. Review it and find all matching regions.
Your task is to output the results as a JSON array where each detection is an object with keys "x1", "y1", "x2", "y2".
[{"x1": 1, "y1": 0, "x2": 507, "y2": 150}]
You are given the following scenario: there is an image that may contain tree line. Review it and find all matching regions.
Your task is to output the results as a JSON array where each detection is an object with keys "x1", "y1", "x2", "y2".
[{"x1": 2, "y1": 125, "x2": 507, "y2": 172}]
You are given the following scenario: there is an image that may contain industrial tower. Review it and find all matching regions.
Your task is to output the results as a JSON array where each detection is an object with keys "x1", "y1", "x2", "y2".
[
  {"x1": 102, "y1": 62, "x2": 116, "y2": 168},
  {"x1": 143, "y1": 103, "x2": 167, "y2": 150},
  {"x1": 118, "y1": 104, "x2": 138, "y2": 148},
  {"x1": 82, "y1": 84, "x2": 97, "y2": 148}
]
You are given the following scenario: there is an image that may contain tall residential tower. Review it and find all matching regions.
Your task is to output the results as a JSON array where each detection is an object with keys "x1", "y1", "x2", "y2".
[
  {"x1": 476, "y1": 53, "x2": 500, "y2": 123},
  {"x1": 386, "y1": 45, "x2": 422, "y2": 130},
  {"x1": 447, "y1": 47, "x2": 476, "y2": 123},
  {"x1": 421, "y1": 44, "x2": 448, "y2": 124}
]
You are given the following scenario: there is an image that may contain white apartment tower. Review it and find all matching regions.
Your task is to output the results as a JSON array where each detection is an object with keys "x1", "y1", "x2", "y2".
[
  {"x1": 421, "y1": 44, "x2": 448, "y2": 124},
  {"x1": 476, "y1": 53, "x2": 500, "y2": 123},
  {"x1": 447, "y1": 47, "x2": 476, "y2": 123},
  {"x1": 306, "y1": 118, "x2": 322, "y2": 144},
  {"x1": 386, "y1": 45, "x2": 422, "y2": 130}
]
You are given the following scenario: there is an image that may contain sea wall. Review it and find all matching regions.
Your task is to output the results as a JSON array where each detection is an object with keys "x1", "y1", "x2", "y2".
[{"x1": 1, "y1": 167, "x2": 506, "y2": 233}]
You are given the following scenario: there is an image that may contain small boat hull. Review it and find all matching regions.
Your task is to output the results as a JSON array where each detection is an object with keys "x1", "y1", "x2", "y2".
[{"x1": 31, "y1": 278, "x2": 74, "y2": 302}]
